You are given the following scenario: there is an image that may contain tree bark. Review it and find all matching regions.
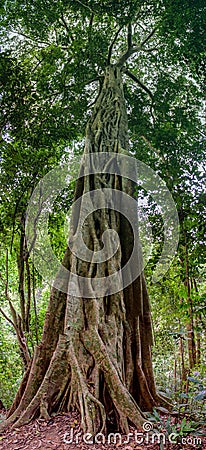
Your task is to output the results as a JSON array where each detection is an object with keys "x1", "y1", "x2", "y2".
[
  {"x1": 1, "y1": 65, "x2": 169, "y2": 434},
  {"x1": 193, "y1": 279, "x2": 201, "y2": 365},
  {"x1": 184, "y1": 235, "x2": 196, "y2": 370}
]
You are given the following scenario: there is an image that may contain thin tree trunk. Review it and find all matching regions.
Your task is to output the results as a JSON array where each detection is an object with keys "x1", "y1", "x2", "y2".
[
  {"x1": 32, "y1": 264, "x2": 39, "y2": 344},
  {"x1": 179, "y1": 334, "x2": 187, "y2": 389},
  {"x1": 184, "y1": 232, "x2": 196, "y2": 370},
  {"x1": 193, "y1": 279, "x2": 201, "y2": 365},
  {"x1": 17, "y1": 227, "x2": 26, "y2": 330},
  {"x1": 25, "y1": 257, "x2": 31, "y2": 334},
  {"x1": 195, "y1": 317, "x2": 201, "y2": 366},
  {"x1": 2, "y1": 250, "x2": 30, "y2": 368}
]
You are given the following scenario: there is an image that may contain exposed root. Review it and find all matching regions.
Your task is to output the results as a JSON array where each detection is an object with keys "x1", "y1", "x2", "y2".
[
  {"x1": 0, "y1": 335, "x2": 69, "y2": 432},
  {"x1": 68, "y1": 337, "x2": 106, "y2": 434},
  {"x1": 83, "y1": 327, "x2": 146, "y2": 432}
]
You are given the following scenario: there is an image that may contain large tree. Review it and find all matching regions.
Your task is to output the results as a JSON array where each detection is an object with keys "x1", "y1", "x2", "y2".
[{"x1": 0, "y1": 0, "x2": 205, "y2": 434}]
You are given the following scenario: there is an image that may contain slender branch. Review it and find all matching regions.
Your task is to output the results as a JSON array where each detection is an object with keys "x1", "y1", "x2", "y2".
[
  {"x1": 0, "y1": 273, "x2": 19, "y2": 328},
  {"x1": 11, "y1": 27, "x2": 49, "y2": 46},
  {"x1": 6, "y1": 249, "x2": 8, "y2": 299},
  {"x1": 26, "y1": 182, "x2": 44, "y2": 257},
  {"x1": 0, "y1": 273, "x2": 19, "y2": 325},
  {"x1": 125, "y1": 69, "x2": 154, "y2": 100},
  {"x1": 60, "y1": 13, "x2": 70, "y2": 33},
  {"x1": 141, "y1": 135, "x2": 167, "y2": 166},
  {"x1": 10, "y1": 193, "x2": 24, "y2": 253},
  {"x1": 127, "y1": 23, "x2": 132, "y2": 48},
  {"x1": 60, "y1": 14, "x2": 74, "y2": 42},
  {"x1": 25, "y1": 257, "x2": 31, "y2": 333},
  {"x1": 31, "y1": 57, "x2": 45, "y2": 74},
  {"x1": 10, "y1": 183, "x2": 32, "y2": 253},
  {"x1": 125, "y1": 70, "x2": 155, "y2": 123},
  {"x1": 0, "y1": 307, "x2": 15, "y2": 328},
  {"x1": 32, "y1": 262, "x2": 39, "y2": 344},
  {"x1": 75, "y1": 0, "x2": 94, "y2": 13},
  {"x1": 107, "y1": 26, "x2": 124, "y2": 65},
  {"x1": 195, "y1": 126, "x2": 206, "y2": 138},
  {"x1": 84, "y1": 76, "x2": 103, "y2": 87},
  {"x1": 140, "y1": 27, "x2": 157, "y2": 47},
  {"x1": 89, "y1": 13, "x2": 94, "y2": 28},
  {"x1": 135, "y1": 23, "x2": 146, "y2": 33},
  {"x1": 0, "y1": 266, "x2": 30, "y2": 366}
]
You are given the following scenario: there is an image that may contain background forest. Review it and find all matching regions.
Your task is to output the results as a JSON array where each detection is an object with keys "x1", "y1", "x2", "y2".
[{"x1": 0, "y1": 0, "x2": 205, "y2": 440}]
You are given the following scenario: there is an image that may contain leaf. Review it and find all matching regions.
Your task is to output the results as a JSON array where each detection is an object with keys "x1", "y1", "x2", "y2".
[
  {"x1": 194, "y1": 390, "x2": 206, "y2": 401},
  {"x1": 152, "y1": 409, "x2": 161, "y2": 421},
  {"x1": 180, "y1": 416, "x2": 187, "y2": 432},
  {"x1": 156, "y1": 406, "x2": 170, "y2": 414},
  {"x1": 187, "y1": 376, "x2": 201, "y2": 384},
  {"x1": 179, "y1": 393, "x2": 190, "y2": 398}
]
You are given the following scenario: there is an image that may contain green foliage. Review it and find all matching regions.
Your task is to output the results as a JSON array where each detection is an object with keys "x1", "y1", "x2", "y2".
[
  {"x1": 148, "y1": 407, "x2": 205, "y2": 450},
  {"x1": 0, "y1": 318, "x2": 23, "y2": 408}
]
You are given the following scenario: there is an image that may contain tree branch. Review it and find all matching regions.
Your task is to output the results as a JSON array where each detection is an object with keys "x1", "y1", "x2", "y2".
[
  {"x1": 125, "y1": 70, "x2": 155, "y2": 123},
  {"x1": 107, "y1": 26, "x2": 124, "y2": 65},
  {"x1": 60, "y1": 14, "x2": 69, "y2": 33},
  {"x1": 141, "y1": 135, "x2": 167, "y2": 165},
  {"x1": 89, "y1": 13, "x2": 94, "y2": 28},
  {"x1": 75, "y1": 0, "x2": 94, "y2": 13},
  {"x1": 127, "y1": 23, "x2": 132, "y2": 48},
  {"x1": 115, "y1": 27, "x2": 157, "y2": 67},
  {"x1": 0, "y1": 264, "x2": 30, "y2": 366},
  {"x1": 12, "y1": 27, "x2": 49, "y2": 46},
  {"x1": 84, "y1": 76, "x2": 103, "y2": 86},
  {"x1": 116, "y1": 45, "x2": 141, "y2": 67},
  {"x1": 60, "y1": 14, "x2": 74, "y2": 42},
  {"x1": 140, "y1": 27, "x2": 157, "y2": 47},
  {"x1": 10, "y1": 192, "x2": 25, "y2": 253},
  {"x1": 6, "y1": 249, "x2": 8, "y2": 299},
  {"x1": 0, "y1": 307, "x2": 15, "y2": 328},
  {"x1": 124, "y1": 69, "x2": 154, "y2": 100}
]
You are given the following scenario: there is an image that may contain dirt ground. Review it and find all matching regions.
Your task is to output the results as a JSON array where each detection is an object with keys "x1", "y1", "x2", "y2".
[{"x1": 0, "y1": 410, "x2": 205, "y2": 450}]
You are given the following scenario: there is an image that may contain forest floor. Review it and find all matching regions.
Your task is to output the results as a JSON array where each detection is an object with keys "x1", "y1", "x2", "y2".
[{"x1": 0, "y1": 409, "x2": 205, "y2": 450}]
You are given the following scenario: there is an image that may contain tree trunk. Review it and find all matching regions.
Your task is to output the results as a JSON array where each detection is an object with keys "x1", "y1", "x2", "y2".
[
  {"x1": 1, "y1": 65, "x2": 169, "y2": 434},
  {"x1": 178, "y1": 332, "x2": 187, "y2": 389},
  {"x1": 184, "y1": 236, "x2": 196, "y2": 370},
  {"x1": 194, "y1": 279, "x2": 201, "y2": 365}
]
